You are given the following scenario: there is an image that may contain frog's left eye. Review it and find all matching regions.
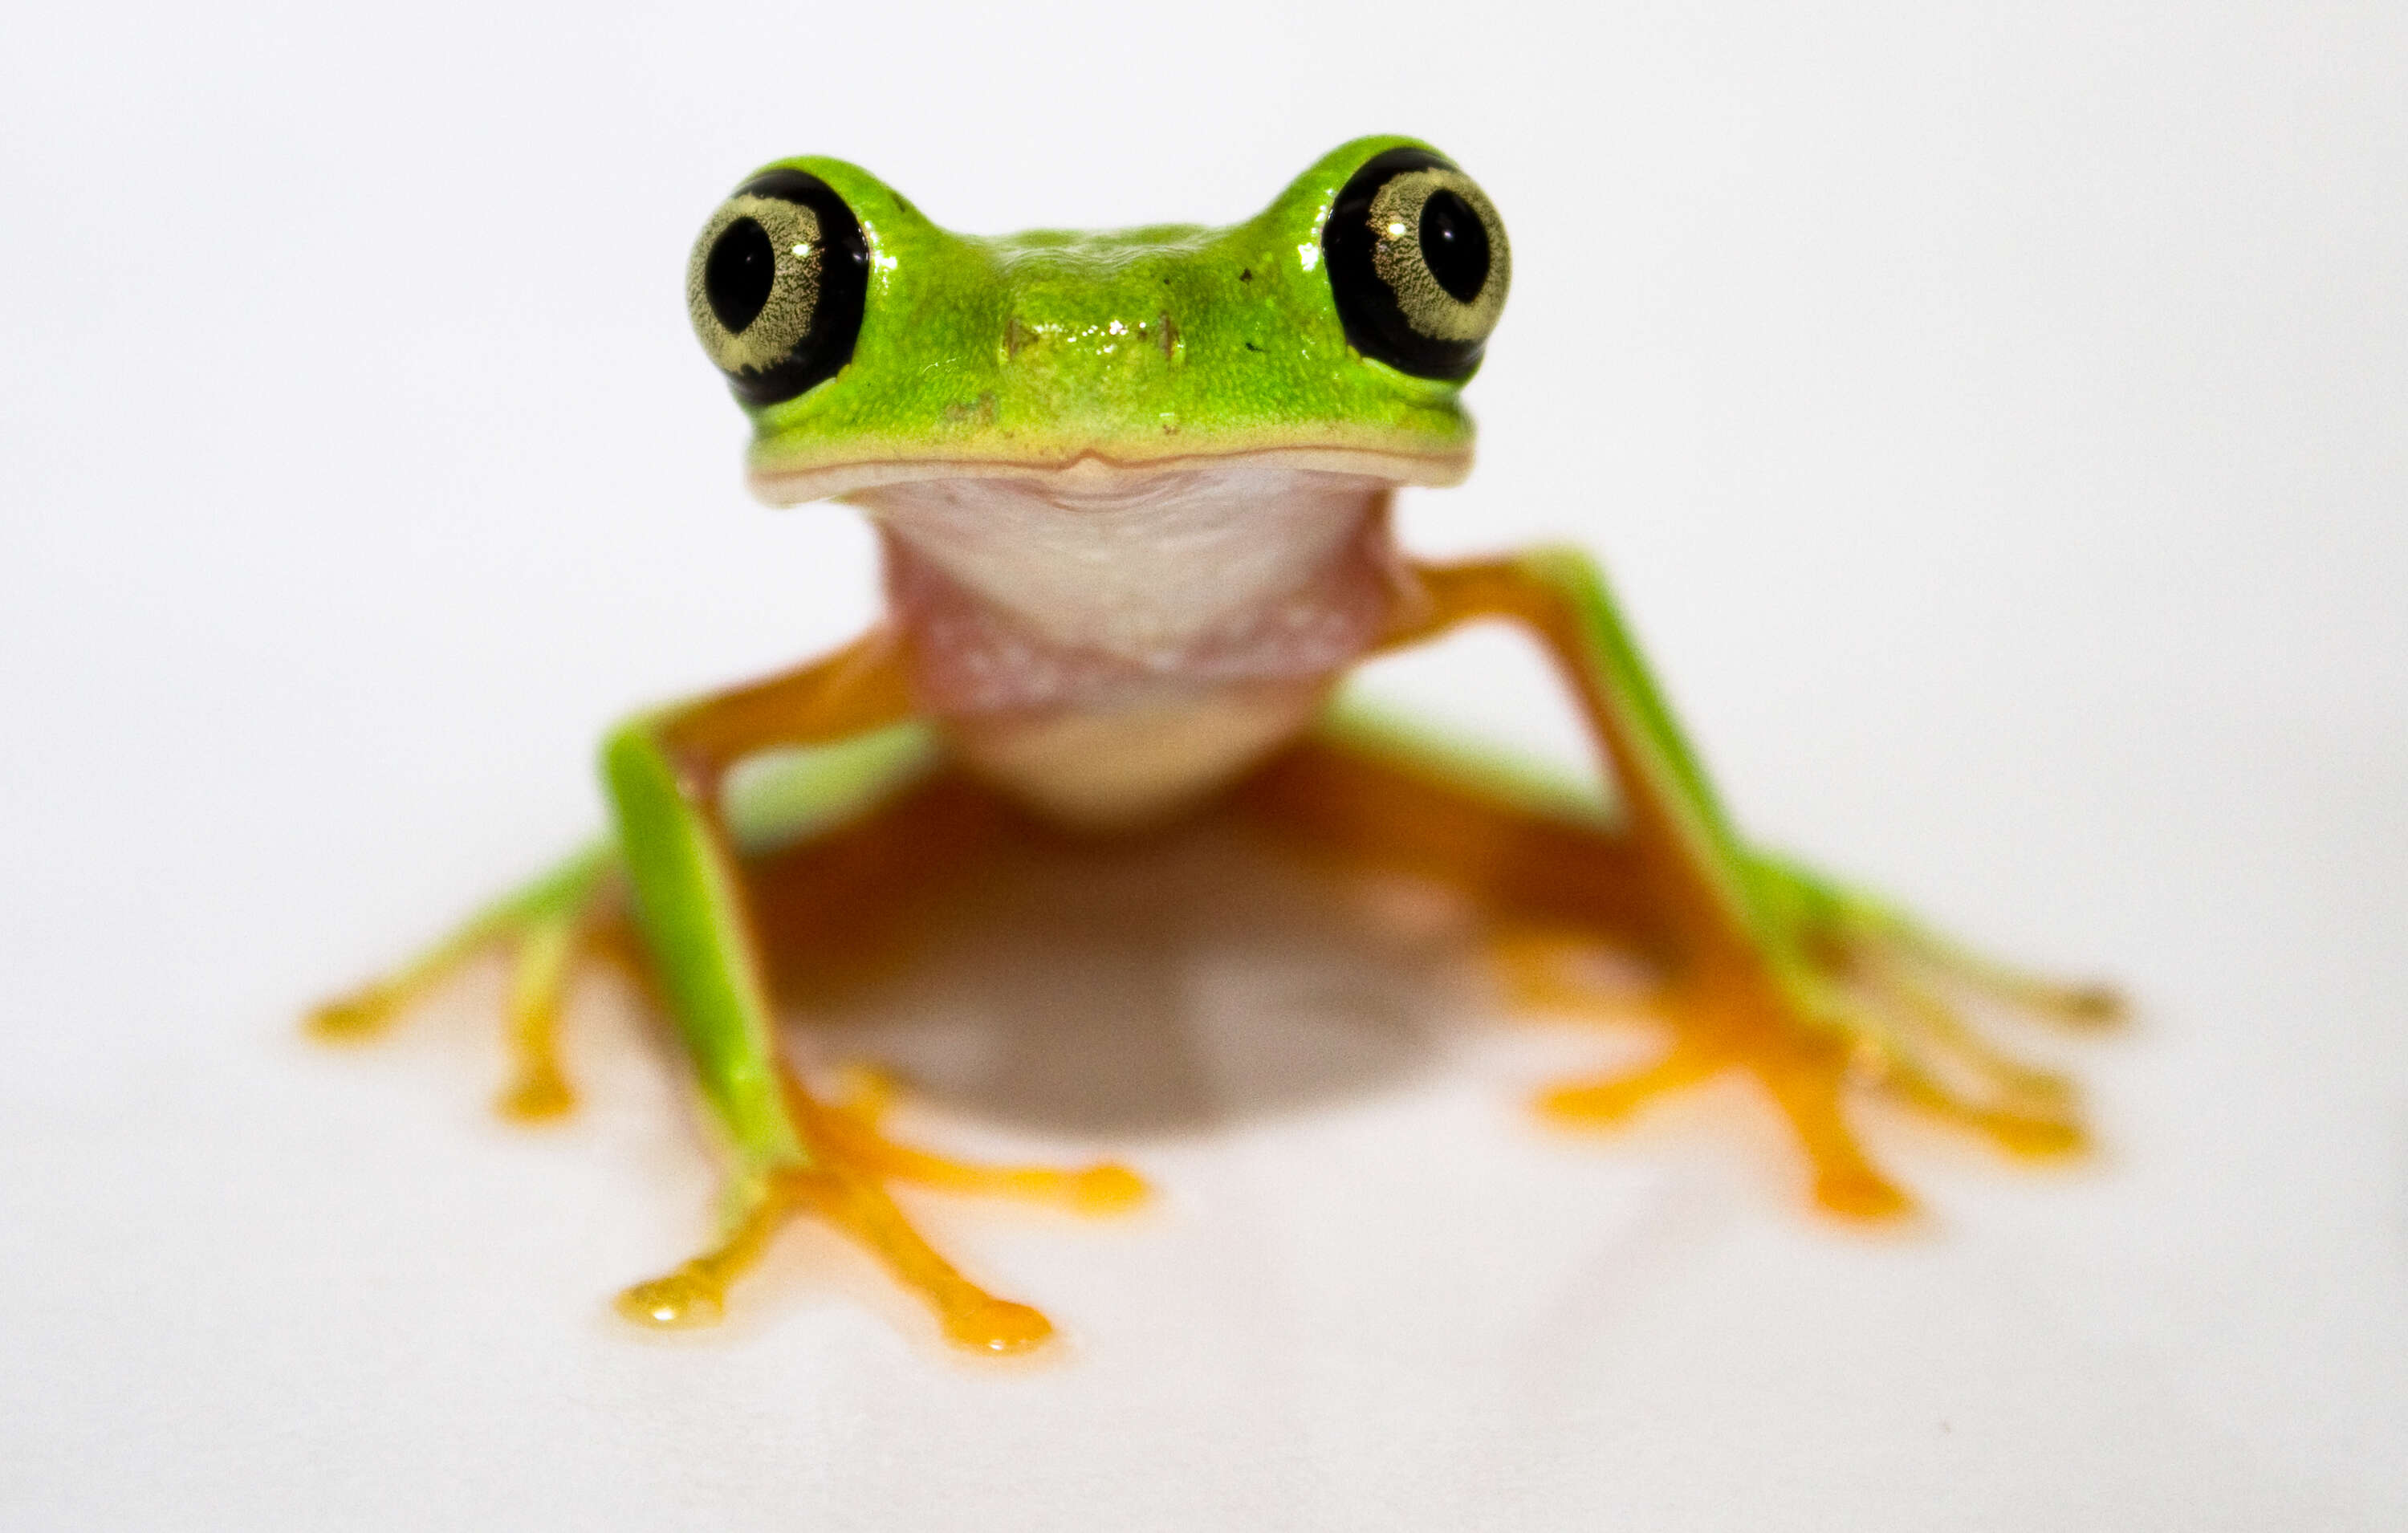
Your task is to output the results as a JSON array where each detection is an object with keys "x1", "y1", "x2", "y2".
[
  {"x1": 686, "y1": 169, "x2": 869, "y2": 406},
  {"x1": 1321, "y1": 148, "x2": 1511, "y2": 380}
]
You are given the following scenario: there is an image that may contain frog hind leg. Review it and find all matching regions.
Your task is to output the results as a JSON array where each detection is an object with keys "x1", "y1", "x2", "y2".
[{"x1": 307, "y1": 840, "x2": 616, "y2": 1122}]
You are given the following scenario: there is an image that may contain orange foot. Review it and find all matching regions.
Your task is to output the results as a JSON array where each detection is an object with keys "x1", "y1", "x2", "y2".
[
  {"x1": 1499, "y1": 881, "x2": 2120, "y2": 1221},
  {"x1": 616, "y1": 1067, "x2": 1147, "y2": 1352}
]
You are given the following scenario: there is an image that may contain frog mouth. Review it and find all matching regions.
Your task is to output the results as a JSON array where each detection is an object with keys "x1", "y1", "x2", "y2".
[{"x1": 746, "y1": 441, "x2": 1473, "y2": 507}]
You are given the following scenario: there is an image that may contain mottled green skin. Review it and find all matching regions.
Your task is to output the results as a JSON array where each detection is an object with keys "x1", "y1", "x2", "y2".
[{"x1": 740, "y1": 136, "x2": 1476, "y2": 498}]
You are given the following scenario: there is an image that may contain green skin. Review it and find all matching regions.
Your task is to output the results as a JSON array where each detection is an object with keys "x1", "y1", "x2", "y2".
[
  {"x1": 348, "y1": 137, "x2": 2100, "y2": 1315},
  {"x1": 737, "y1": 138, "x2": 1477, "y2": 499}
]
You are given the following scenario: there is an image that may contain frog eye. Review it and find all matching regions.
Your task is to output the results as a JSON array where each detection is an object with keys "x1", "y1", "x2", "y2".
[
  {"x1": 1321, "y1": 148, "x2": 1511, "y2": 380},
  {"x1": 686, "y1": 168, "x2": 869, "y2": 406}
]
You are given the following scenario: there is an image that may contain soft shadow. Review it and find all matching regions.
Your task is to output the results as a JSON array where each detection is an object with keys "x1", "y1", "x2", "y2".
[{"x1": 788, "y1": 819, "x2": 1487, "y2": 1139}]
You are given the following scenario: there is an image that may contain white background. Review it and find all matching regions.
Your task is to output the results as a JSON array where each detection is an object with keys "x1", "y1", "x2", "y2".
[{"x1": 4, "y1": 1, "x2": 2404, "y2": 1527}]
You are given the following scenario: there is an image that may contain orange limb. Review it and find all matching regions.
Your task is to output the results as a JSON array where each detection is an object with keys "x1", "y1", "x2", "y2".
[
  {"x1": 1245, "y1": 545, "x2": 2105, "y2": 1218},
  {"x1": 1379, "y1": 555, "x2": 1966, "y2": 1216},
  {"x1": 653, "y1": 624, "x2": 921, "y2": 781}
]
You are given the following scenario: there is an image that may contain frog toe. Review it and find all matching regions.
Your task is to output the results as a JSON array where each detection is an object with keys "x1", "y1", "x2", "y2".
[
  {"x1": 613, "y1": 1064, "x2": 1142, "y2": 1350},
  {"x1": 308, "y1": 843, "x2": 619, "y2": 1124},
  {"x1": 1510, "y1": 905, "x2": 2102, "y2": 1219}
]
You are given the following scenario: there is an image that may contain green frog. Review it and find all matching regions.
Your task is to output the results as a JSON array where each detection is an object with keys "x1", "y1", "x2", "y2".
[{"x1": 313, "y1": 136, "x2": 2116, "y2": 1352}]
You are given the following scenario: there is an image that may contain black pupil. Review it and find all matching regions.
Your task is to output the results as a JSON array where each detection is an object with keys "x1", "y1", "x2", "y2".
[
  {"x1": 704, "y1": 217, "x2": 777, "y2": 335},
  {"x1": 1418, "y1": 189, "x2": 1490, "y2": 304}
]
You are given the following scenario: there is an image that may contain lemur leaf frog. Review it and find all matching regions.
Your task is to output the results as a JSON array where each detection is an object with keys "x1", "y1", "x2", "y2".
[{"x1": 312, "y1": 138, "x2": 2118, "y2": 1352}]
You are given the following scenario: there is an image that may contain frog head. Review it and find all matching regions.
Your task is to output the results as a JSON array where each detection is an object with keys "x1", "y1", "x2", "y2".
[{"x1": 684, "y1": 136, "x2": 1511, "y2": 506}]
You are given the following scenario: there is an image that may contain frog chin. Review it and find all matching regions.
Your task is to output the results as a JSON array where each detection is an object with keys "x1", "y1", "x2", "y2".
[
  {"x1": 748, "y1": 441, "x2": 1470, "y2": 508},
  {"x1": 849, "y1": 460, "x2": 1401, "y2": 669}
]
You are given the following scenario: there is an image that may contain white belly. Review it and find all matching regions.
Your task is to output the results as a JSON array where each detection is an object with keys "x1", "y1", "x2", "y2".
[{"x1": 942, "y1": 681, "x2": 1330, "y2": 832}]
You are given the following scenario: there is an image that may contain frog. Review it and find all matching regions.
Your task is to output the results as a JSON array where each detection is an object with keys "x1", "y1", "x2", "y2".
[{"x1": 311, "y1": 136, "x2": 2118, "y2": 1353}]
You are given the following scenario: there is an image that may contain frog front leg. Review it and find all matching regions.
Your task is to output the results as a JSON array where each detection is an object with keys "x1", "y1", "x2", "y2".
[
  {"x1": 1389, "y1": 551, "x2": 2119, "y2": 1218},
  {"x1": 315, "y1": 631, "x2": 1141, "y2": 1349},
  {"x1": 600, "y1": 631, "x2": 1147, "y2": 1348}
]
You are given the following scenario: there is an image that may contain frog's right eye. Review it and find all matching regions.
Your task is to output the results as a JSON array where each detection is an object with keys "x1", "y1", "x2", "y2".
[
  {"x1": 686, "y1": 169, "x2": 869, "y2": 406},
  {"x1": 1321, "y1": 147, "x2": 1511, "y2": 381}
]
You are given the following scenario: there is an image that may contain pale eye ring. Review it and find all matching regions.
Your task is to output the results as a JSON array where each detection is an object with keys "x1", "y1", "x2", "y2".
[
  {"x1": 1321, "y1": 148, "x2": 1511, "y2": 380},
  {"x1": 685, "y1": 168, "x2": 868, "y2": 406}
]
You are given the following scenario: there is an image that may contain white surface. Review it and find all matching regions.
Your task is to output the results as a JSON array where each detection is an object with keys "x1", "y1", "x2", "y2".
[{"x1": 4, "y1": 2, "x2": 2405, "y2": 1527}]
